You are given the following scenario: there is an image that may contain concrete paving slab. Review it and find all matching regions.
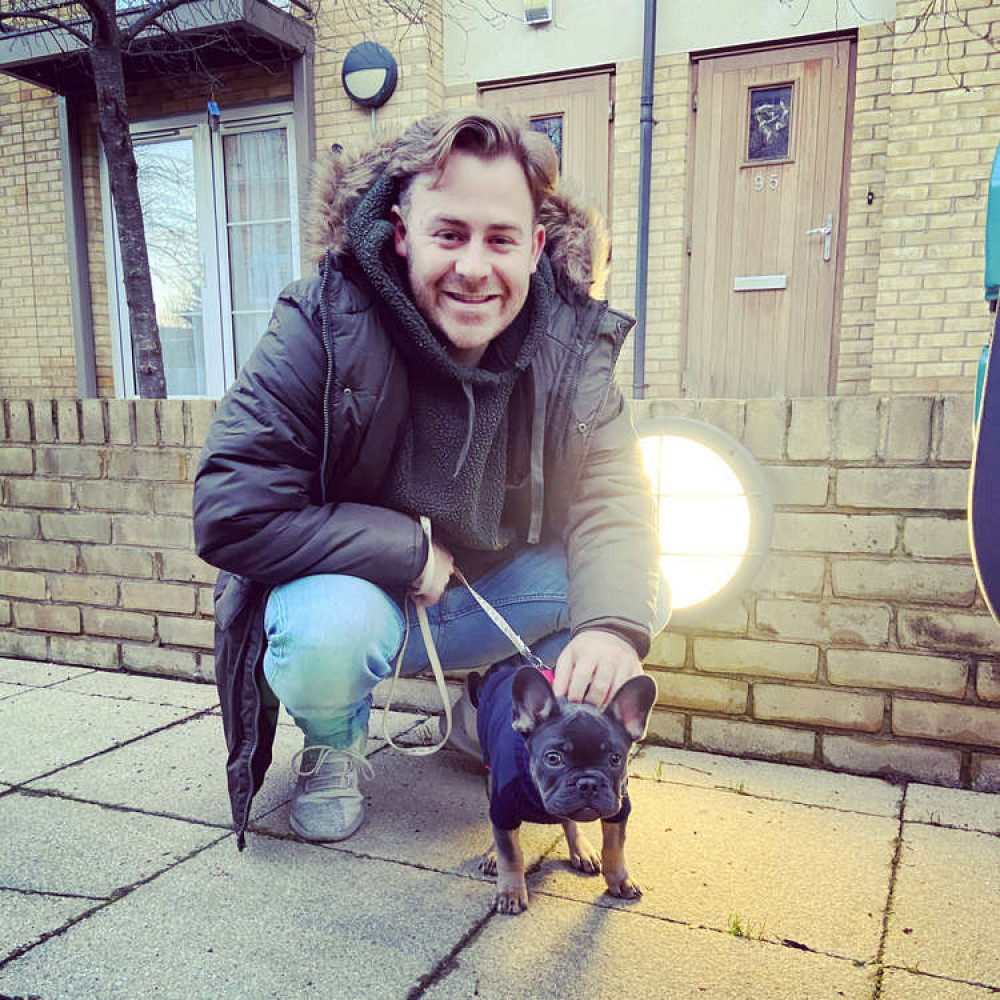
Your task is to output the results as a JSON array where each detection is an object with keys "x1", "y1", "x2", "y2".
[
  {"x1": 886, "y1": 823, "x2": 1000, "y2": 986},
  {"x1": 253, "y1": 745, "x2": 557, "y2": 884},
  {"x1": 0, "y1": 890, "x2": 99, "y2": 959},
  {"x1": 904, "y1": 783, "x2": 1000, "y2": 835},
  {"x1": 880, "y1": 969, "x2": 1000, "y2": 998},
  {"x1": 25, "y1": 713, "x2": 302, "y2": 828},
  {"x1": 421, "y1": 888, "x2": 878, "y2": 1000},
  {"x1": 0, "y1": 791, "x2": 226, "y2": 899},
  {"x1": 0, "y1": 658, "x2": 93, "y2": 687},
  {"x1": 57, "y1": 669, "x2": 220, "y2": 711},
  {"x1": 0, "y1": 686, "x2": 197, "y2": 784},
  {"x1": 0, "y1": 681, "x2": 26, "y2": 700},
  {"x1": 529, "y1": 774, "x2": 895, "y2": 961},
  {"x1": 0, "y1": 833, "x2": 491, "y2": 1000},
  {"x1": 633, "y1": 744, "x2": 903, "y2": 817}
]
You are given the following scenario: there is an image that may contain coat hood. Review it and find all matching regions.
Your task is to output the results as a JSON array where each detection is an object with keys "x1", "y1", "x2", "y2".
[{"x1": 305, "y1": 141, "x2": 610, "y2": 301}]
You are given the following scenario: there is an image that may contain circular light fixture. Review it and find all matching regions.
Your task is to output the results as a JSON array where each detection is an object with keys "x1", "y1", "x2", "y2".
[
  {"x1": 638, "y1": 417, "x2": 772, "y2": 622},
  {"x1": 341, "y1": 41, "x2": 398, "y2": 109}
]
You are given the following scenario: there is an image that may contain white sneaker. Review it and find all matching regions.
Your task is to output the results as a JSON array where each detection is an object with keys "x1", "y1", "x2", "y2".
[{"x1": 289, "y1": 744, "x2": 374, "y2": 842}]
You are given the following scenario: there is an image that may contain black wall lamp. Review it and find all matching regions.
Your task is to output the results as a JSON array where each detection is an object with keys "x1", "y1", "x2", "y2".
[{"x1": 341, "y1": 41, "x2": 398, "y2": 109}]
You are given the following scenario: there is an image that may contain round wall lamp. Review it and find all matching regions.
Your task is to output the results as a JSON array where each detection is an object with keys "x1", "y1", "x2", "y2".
[
  {"x1": 341, "y1": 41, "x2": 398, "y2": 109},
  {"x1": 637, "y1": 417, "x2": 773, "y2": 624}
]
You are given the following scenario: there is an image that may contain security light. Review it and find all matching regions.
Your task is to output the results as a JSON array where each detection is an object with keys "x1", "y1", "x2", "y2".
[{"x1": 341, "y1": 42, "x2": 398, "y2": 109}]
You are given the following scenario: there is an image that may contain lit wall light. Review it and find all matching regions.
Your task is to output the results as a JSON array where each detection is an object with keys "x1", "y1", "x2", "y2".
[{"x1": 638, "y1": 417, "x2": 773, "y2": 621}]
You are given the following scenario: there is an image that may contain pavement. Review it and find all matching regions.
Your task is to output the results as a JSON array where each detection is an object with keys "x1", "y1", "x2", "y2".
[{"x1": 1, "y1": 658, "x2": 999, "y2": 1000}]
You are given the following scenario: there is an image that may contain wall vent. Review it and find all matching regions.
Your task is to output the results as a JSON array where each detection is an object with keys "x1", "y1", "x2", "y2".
[{"x1": 524, "y1": 1, "x2": 553, "y2": 26}]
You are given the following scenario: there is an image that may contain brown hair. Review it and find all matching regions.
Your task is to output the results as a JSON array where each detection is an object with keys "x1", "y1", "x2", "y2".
[{"x1": 389, "y1": 108, "x2": 559, "y2": 220}]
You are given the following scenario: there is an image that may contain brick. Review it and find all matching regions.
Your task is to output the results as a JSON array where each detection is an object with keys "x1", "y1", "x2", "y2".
[
  {"x1": 756, "y1": 599, "x2": 890, "y2": 646},
  {"x1": 8, "y1": 479, "x2": 72, "y2": 508},
  {"x1": 0, "y1": 599, "x2": 10, "y2": 627},
  {"x1": 14, "y1": 602, "x2": 81, "y2": 634},
  {"x1": 690, "y1": 716, "x2": 815, "y2": 764},
  {"x1": 646, "y1": 630, "x2": 685, "y2": 668},
  {"x1": 971, "y1": 755, "x2": 1000, "y2": 793},
  {"x1": 159, "y1": 401, "x2": 186, "y2": 446},
  {"x1": 80, "y1": 398, "x2": 106, "y2": 442},
  {"x1": 157, "y1": 616, "x2": 215, "y2": 649},
  {"x1": 198, "y1": 586, "x2": 215, "y2": 615},
  {"x1": 936, "y1": 394, "x2": 974, "y2": 461},
  {"x1": 112, "y1": 515, "x2": 193, "y2": 549},
  {"x1": 836, "y1": 468, "x2": 968, "y2": 511},
  {"x1": 648, "y1": 669, "x2": 747, "y2": 714},
  {"x1": 899, "y1": 609, "x2": 1000, "y2": 655},
  {"x1": 822, "y1": 734, "x2": 961, "y2": 784},
  {"x1": 106, "y1": 400, "x2": 133, "y2": 445},
  {"x1": 107, "y1": 449, "x2": 187, "y2": 482},
  {"x1": 0, "y1": 570, "x2": 46, "y2": 600},
  {"x1": 977, "y1": 662, "x2": 1000, "y2": 702},
  {"x1": 751, "y1": 554, "x2": 825, "y2": 596},
  {"x1": 754, "y1": 684, "x2": 884, "y2": 731},
  {"x1": 75, "y1": 481, "x2": 152, "y2": 513},
  {"x1": 675, "y1": 595, "x2": 750, "y2": 634},
  {"x1": 833, "y1": 397, "x2": 881, "y2": 460},
  {"x1": 134, "y1": 400, "x2": 158, "y2": 445},
  {"x1": 186, "y1": 399, "x2": 217, "y2": 448},
  {"x1": 893, "y1": 699, "x2": 1000, "y2": 748},
  {"x1": 765, "y1": 467, "x2": 829, "y2": 506},
  {"x1": 787, "y1": 399, "x2": 832, "y2": 459},
  {"x1": 0, "y1": 510, "x2": 39, "y2": 538},
  {"x1": 40, "y1": 512, "x2": 112, "y2": 544},
  {"x1": 7, "y1": 400, "x2": 31, "y2": 440},
  {"x1": 36, "y1": 446, "x2": 104, "y2": 478},
  {"x1": 902, "y1": 516, "x2": 972, "y2": 558},
  {"x1": 831, "y1": 558, "x2": 977, "y2": 605},
  {"x1": 32, "y1": 399, "x2": 55, "y2": 441},
  {"x1": 8, "y1": 540, "x2": 78, "y2": 572},
  {"x1": 83, "y1": 608, "x2": 156, "y2": 642},
  {"x1": 50, "y1": 575, "x2": 119, "y2": 605},
  {"x1": 120, "y1": 581, "x2": 197, "y2": 614},
  {"x1": 770, "y1": 513, "x2": 896, "y2": 553},
  {"x1": 827, "y1": 648, "x2": 968, "y2": 696},
  {"x1": 55, "y1": 400, "x2": 80, "y2": 442},
  {"x1": 49, "y1": 635, "x2": 120, "y2": 669},
  {"x1": 645, "y1": 708, "x2": 686, "y2": 746},
  {"x1": 0, "y1": 630, "x2": 48, "y2": 659},
  {"x1": 160, "y1": 551, "x2": 218, "y2": 585},
  {"x1": 122, "y1": 642, "x2": 200, "y2": 679},
  {"x1": 153, "y1": 483, "x2": 194, "y2": 516},
  {"x1": 884, "y1": 396, "x2": 933, "y2": 461},
  {"x1": 694, "y1": 637, "x2": 818, "y2": 681},
  {"x1": 695, "y1": 399, "x2": 744, "y2": 440},
  {"x1": 0, "y1": 447, "x2": 34, "y2": 475},
  {"x1": 79, "y1": 544, "x2": 155, "y2": 578}
]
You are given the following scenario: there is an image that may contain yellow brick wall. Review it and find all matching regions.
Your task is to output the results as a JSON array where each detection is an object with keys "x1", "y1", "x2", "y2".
[
  {"x1": 0, "y1": 78, "x2": 76, "y2": 396},
  {"x1": 869, "y1": 0, "x2": 1000, "y2": 393}
]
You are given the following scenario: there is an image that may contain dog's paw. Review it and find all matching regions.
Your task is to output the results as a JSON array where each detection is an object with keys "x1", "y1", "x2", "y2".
[
  {"x1": 478, "y1": 847, "x2": 498, "y2": 877},
  {"x1": 494, "y1": 876, "x2": 529, "y2": 915},
  {"x1": 604, "y1": 874, "x2": 643, "y2": 900},
  {"x1": 568, "y1": 836, "x2": 602, "y2": 876}
]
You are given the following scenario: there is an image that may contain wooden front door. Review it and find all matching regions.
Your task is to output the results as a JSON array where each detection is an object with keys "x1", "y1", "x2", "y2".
[
  {"x1": 685, "y1": 40, "x2": 853, "y2": 398},
  {"x1": 479, "y1": 70, "x2": 613, "y2": 220}
]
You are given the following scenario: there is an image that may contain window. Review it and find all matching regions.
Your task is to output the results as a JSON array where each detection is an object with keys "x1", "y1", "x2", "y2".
[{"x1": 103, "y1": 104, "x2": 299, "y2": 397}]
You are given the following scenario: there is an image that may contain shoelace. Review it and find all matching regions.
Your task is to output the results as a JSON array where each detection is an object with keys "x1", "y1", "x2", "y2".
[{"x1": 291, "y1": 745, "x2": 375, "y2": 791}]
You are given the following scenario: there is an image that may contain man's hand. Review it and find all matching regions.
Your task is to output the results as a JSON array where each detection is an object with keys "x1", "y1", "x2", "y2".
[
  {"x1": 552, "y1": 629, "x2": 643, "y2": 708},
  {"x1": 411, "y1": 540, "x2": 454, "y2": 607}
]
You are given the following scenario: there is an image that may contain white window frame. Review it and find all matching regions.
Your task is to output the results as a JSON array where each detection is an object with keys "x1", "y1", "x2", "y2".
[{"x1": 101, "y1": 100, "x2": 300, "y2": 398}]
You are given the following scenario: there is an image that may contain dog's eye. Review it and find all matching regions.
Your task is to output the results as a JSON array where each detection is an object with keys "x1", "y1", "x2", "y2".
[
  {"x1": 609, "y1": 752, "x2": 623, "y2": 768},
  {"x1": 544, "y1": 751, "x2": 563, "y2": 767}
]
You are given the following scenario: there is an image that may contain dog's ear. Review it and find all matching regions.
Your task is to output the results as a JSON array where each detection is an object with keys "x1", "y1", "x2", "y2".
[
  {"x1": 605, "y1": 674, "x2": 658, "y2": 742},
  {"x1": 511, "y1": 666, "x2": 560, "y2": 737}
]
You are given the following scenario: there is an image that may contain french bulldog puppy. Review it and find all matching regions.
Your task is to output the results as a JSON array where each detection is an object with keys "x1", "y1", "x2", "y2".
[{"x1": 472, "y1": 663, "x2": 657, "y2": 914}]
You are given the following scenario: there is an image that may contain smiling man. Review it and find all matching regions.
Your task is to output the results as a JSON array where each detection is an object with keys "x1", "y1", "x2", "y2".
[{"x1": 193, "y1": 109, "x2": 669, "y2": 848}]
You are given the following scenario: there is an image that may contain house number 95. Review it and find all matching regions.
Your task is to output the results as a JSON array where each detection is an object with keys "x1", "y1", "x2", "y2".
[{"x1": 754, "y1": 173, "x2": 781, "y2": 192}]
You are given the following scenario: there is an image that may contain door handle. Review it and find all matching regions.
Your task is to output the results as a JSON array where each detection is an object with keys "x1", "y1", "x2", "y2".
[{"x1": 806, "y1": 213, "x2": 834, "y2": 261}]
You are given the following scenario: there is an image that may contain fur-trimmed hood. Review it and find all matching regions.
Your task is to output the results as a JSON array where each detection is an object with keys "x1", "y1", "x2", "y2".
[{"x1": 305, "y1": 142, "x2": 610, "y2": 301}]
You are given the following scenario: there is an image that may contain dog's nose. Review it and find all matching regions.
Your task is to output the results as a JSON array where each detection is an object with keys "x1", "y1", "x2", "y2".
[{"x1": 576, "y1": 776, "x2": 599, "y2": 798}]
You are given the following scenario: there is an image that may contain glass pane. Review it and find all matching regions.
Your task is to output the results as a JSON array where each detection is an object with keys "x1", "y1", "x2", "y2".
[
  {"x1": 223, "y1": 129, "x2": 294, "y2": 372},
  {"x1": 134, "y1": 138, "x2": 206, "y2": 396},
  {"x1": 747, "y1": 85, "x2": 792, "y2": 162},
  {"x1": 530, "y1": 115, "x2": 563, "y2": 174}
]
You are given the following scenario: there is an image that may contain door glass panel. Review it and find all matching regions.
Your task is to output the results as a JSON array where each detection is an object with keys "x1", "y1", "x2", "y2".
[
  {"x1": 223, "y1": 129, "x2": 295, "y2": 370},
  {"x1": 134, "y1": 138, "x2": 206, "y2": 396},
  {"x1": 747, "y1": 85, "x2": 793, "y2": 162},
  {"x1": 529, "y1": 115, "x2": 564, "y2": 173}
]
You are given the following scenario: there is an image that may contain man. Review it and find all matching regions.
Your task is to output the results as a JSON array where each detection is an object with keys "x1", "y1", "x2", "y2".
[{"x1": 193, "y1": 109, "x2": 669, "y2": 849}]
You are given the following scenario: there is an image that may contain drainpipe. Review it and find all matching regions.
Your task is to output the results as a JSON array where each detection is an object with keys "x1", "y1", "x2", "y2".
[{"x1": 632, "y1": 0, "x2": 656, "y2": 400}]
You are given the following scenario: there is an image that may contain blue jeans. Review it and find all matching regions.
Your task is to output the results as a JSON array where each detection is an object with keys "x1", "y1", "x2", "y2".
[{"x1": 263, "y1": 541, "x2": 669, "y2": 749}]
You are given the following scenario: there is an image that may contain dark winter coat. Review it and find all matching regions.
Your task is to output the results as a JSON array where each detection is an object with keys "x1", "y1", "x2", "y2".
[{"x1": 193, "y1": 151, "x2": 661, "y2": 847}]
